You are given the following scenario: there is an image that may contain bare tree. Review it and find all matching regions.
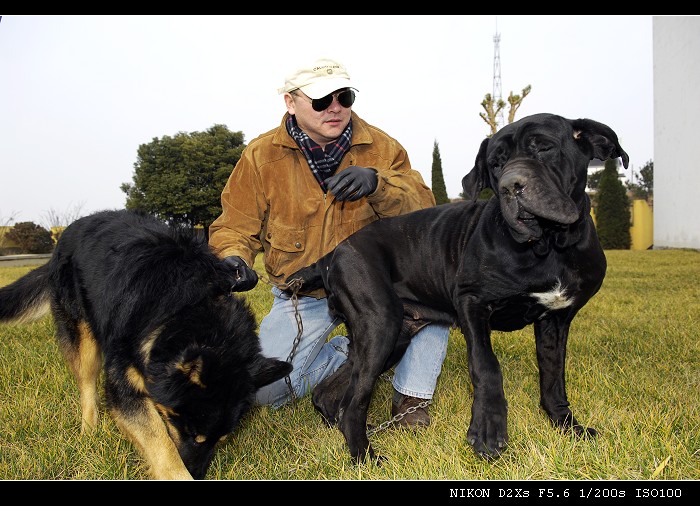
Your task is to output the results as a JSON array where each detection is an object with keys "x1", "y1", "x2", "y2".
[
  {"x1": 506, "y1": 85, "x2": 531, "y2": 124},
  {"x1": 480, "y1": 93, "x2": 506, "y2": 137},
  {"x1": 41, "y1": 202, "x2": 86, "y2": 245},
  {"x1": 41, "y1": 202, "x2": 86, "y2": 229},
  {"x1": 0, "y1": 210, "x2": 20, "y2": 227},
  {"x1": 0, "y1": 210, "x2": 20, "y2": 253},
  {"x1": 480, "y1": 85, "x2": 532, "y2": 137}
]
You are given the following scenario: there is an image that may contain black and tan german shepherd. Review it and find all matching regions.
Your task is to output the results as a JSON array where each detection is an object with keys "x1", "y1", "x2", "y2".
[{"x1": 0, "y1": 209, "x2": 291, "y2": 480}]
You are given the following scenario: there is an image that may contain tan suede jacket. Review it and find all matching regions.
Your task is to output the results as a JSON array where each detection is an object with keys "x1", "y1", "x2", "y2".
[{"x1": 209, "y1": 111, "x2": 436, "y2": 297}]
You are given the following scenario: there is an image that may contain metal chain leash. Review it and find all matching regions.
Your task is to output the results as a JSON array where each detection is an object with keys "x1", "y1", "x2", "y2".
[
  {"x1": 366, "y1": 398, "x2": 432, "y2": 437},
  {"x1": 255, "y1": 274, "x2": 431, "y2": 436},
  {"x1": 282, "y1": 277, "x2": 304, "y2": 402},
  {"x1": 244, "y1": 272, "x2": 303, "y2": 403},
  {"x1": 365, "y1": 373, "x2": 432, "y2": 437}
]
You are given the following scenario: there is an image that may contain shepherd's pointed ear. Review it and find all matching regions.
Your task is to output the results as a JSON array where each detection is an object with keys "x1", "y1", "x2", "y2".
[
  {"x1": 462, "y1": 138, "x2": 490, "y2": 201},
  {"x1": 250, "y1": 355, "x2": 293, "y2": 389}
]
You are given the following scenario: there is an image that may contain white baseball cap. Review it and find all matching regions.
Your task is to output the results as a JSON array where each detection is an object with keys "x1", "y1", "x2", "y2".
[{"x1": 278, "y1": 58, "x2": 355, "y2": 99}]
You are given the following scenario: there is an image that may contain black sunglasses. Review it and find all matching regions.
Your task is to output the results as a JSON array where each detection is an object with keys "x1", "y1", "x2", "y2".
[{"x1": 294, "y1": 88, "x2": 356, "y2": 112}]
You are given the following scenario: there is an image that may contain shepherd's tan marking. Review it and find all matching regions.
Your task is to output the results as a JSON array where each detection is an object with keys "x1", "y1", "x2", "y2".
[
  {"x1": 140, "y1": 328, "x2": 162, "y2": 365},
  {"x1": 126, "y1": 366, "x2": 147, "y2": 393},
  {"x1": 156, "y1": 403, "x2": 177, "y2": 418},
  {"x1": 63, "y1": 320, "x2": 102, "y2": 433},
  {"x1": 8, "y1": 296, "x2": 51, "y2": 325},
  {"x1": 112, "y1": 402, "x2": 193, "y2": 480},
  {"x1": 177, "y1": 357, "x2": 206, "y2": 388}
]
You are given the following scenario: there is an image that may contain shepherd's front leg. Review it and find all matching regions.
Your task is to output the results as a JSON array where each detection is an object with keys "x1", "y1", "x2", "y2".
[{"x1": 109, "y1": 394, "x2": 193, "y2": 480}]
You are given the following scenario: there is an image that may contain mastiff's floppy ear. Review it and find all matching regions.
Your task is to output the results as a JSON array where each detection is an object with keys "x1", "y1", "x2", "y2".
[
  {"x1": 462, "y1": 137, "x2": 491, "y2": 201},
  {"x1": 571, "y1": 118, "x2": 630, "y2": 169}
]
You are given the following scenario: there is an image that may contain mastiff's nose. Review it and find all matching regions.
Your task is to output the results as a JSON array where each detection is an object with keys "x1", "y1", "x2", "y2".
[{"x1": 499, "y1": 165, "x2": 578, "y2": 225}]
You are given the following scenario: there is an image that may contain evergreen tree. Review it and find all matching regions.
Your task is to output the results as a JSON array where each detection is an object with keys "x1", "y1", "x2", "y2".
[
  {"x1": 587, "y1": 169, "x2": 603, "y2": 191},
  {"x1": 121, "y1": 124, "x2": 245, "y2": 232},
  {"x1": 594, "y1": 158, "x2": 631, "y2": 249},
  {"x1": 431, "y1": 140, "x2": 450, "y2": 204},
  {"x1": 626, "y1": 159, "x2": 653, "y2": 201}
]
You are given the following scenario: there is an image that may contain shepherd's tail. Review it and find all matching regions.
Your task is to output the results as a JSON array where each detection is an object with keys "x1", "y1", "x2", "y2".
[{"x1": 0, "y1": 263, "x2": 52, "y2": 324}]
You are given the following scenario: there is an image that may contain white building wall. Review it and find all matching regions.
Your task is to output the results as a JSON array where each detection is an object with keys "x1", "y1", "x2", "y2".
[{"x1": 653, "y1": 16, "x2": 700, "y2": 249}]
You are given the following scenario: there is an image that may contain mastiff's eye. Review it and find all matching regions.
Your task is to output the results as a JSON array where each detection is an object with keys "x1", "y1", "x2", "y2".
[
  {"x1": 527, "y1": 137, "x2": 554, "y2": 156},
  {"x1": 489, "y1": 147, "x2": 510, "y2": 171},
  {"x1": 534, "y1": 144, "x2": 555, "y2": 160}
]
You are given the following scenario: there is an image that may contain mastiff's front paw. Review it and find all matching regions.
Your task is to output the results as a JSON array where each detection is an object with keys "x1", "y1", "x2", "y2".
[{"x1": 466, "y1": 401, "x2": 508, "y2": 458}]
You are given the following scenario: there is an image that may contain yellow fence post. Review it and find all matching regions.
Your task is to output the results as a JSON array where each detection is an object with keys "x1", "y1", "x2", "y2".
[
  {"x1": 590, "y1": 198, "x2": 653, "y2": 250},
  {"x1": 630, "y1": 199, "x2": 653, "y2": 250}
]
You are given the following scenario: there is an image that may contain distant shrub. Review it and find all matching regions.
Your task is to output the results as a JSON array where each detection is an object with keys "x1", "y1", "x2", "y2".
[{"x1": 6, "y1": 222, "x2": 53, "y2": 254}]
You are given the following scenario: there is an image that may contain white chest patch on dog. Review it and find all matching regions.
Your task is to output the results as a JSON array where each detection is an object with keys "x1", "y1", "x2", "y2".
[{"x1": 531, "y1": 281, "x2": 573, "y2": 311}]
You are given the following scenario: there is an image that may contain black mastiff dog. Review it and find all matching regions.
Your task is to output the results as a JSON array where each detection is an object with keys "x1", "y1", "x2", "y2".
[
  {"x1": 0, "y1": 210, "x2": 291, "y2": 479},
  {"x1": 286, "y1": 113, "x2": 629, "y2": 463}
]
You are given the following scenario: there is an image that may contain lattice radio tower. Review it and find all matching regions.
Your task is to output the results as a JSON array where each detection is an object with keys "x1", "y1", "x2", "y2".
[{"x1": 493, "y1": 25, "x2": 504, "y2": 130}]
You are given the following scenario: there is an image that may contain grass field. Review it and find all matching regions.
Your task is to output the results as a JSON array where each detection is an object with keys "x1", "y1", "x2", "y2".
[{"x1": 0, "y1": 249, "x2": 698, "y2": 481}]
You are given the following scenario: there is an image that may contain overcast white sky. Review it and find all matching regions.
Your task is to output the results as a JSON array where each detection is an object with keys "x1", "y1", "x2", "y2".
[{"x1": 0, "y1": 15, "x2": 654, "y2": 226}]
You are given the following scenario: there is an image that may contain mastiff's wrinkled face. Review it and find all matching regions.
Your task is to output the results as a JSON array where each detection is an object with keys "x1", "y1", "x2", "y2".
[{"x1": 462, "y1": 113, "x2": 629, "y2": 243}]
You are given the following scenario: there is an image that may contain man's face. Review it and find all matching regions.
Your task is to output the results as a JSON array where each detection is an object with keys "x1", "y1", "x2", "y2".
[{"x1": 285, "y1": 88, "x2": 353, "y2": 149}]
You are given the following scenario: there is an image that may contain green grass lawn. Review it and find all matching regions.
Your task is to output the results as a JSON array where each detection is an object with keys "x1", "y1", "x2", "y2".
[{"x1": 0, "y1": 249, "x2": 698, "y2": 480}]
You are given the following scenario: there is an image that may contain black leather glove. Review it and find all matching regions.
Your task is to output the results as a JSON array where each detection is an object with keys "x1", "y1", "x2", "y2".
[
  {"x1": 326, "y1": 166, "x2": 378, "y2": 201},
  {"x1": 224, "y1": 255, "x2": 259, "y2": 292}
]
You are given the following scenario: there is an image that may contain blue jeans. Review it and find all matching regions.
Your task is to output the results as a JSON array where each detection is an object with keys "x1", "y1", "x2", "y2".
[{"x1": 255, "y1": 286, "x2": 450, "y2": 408}]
